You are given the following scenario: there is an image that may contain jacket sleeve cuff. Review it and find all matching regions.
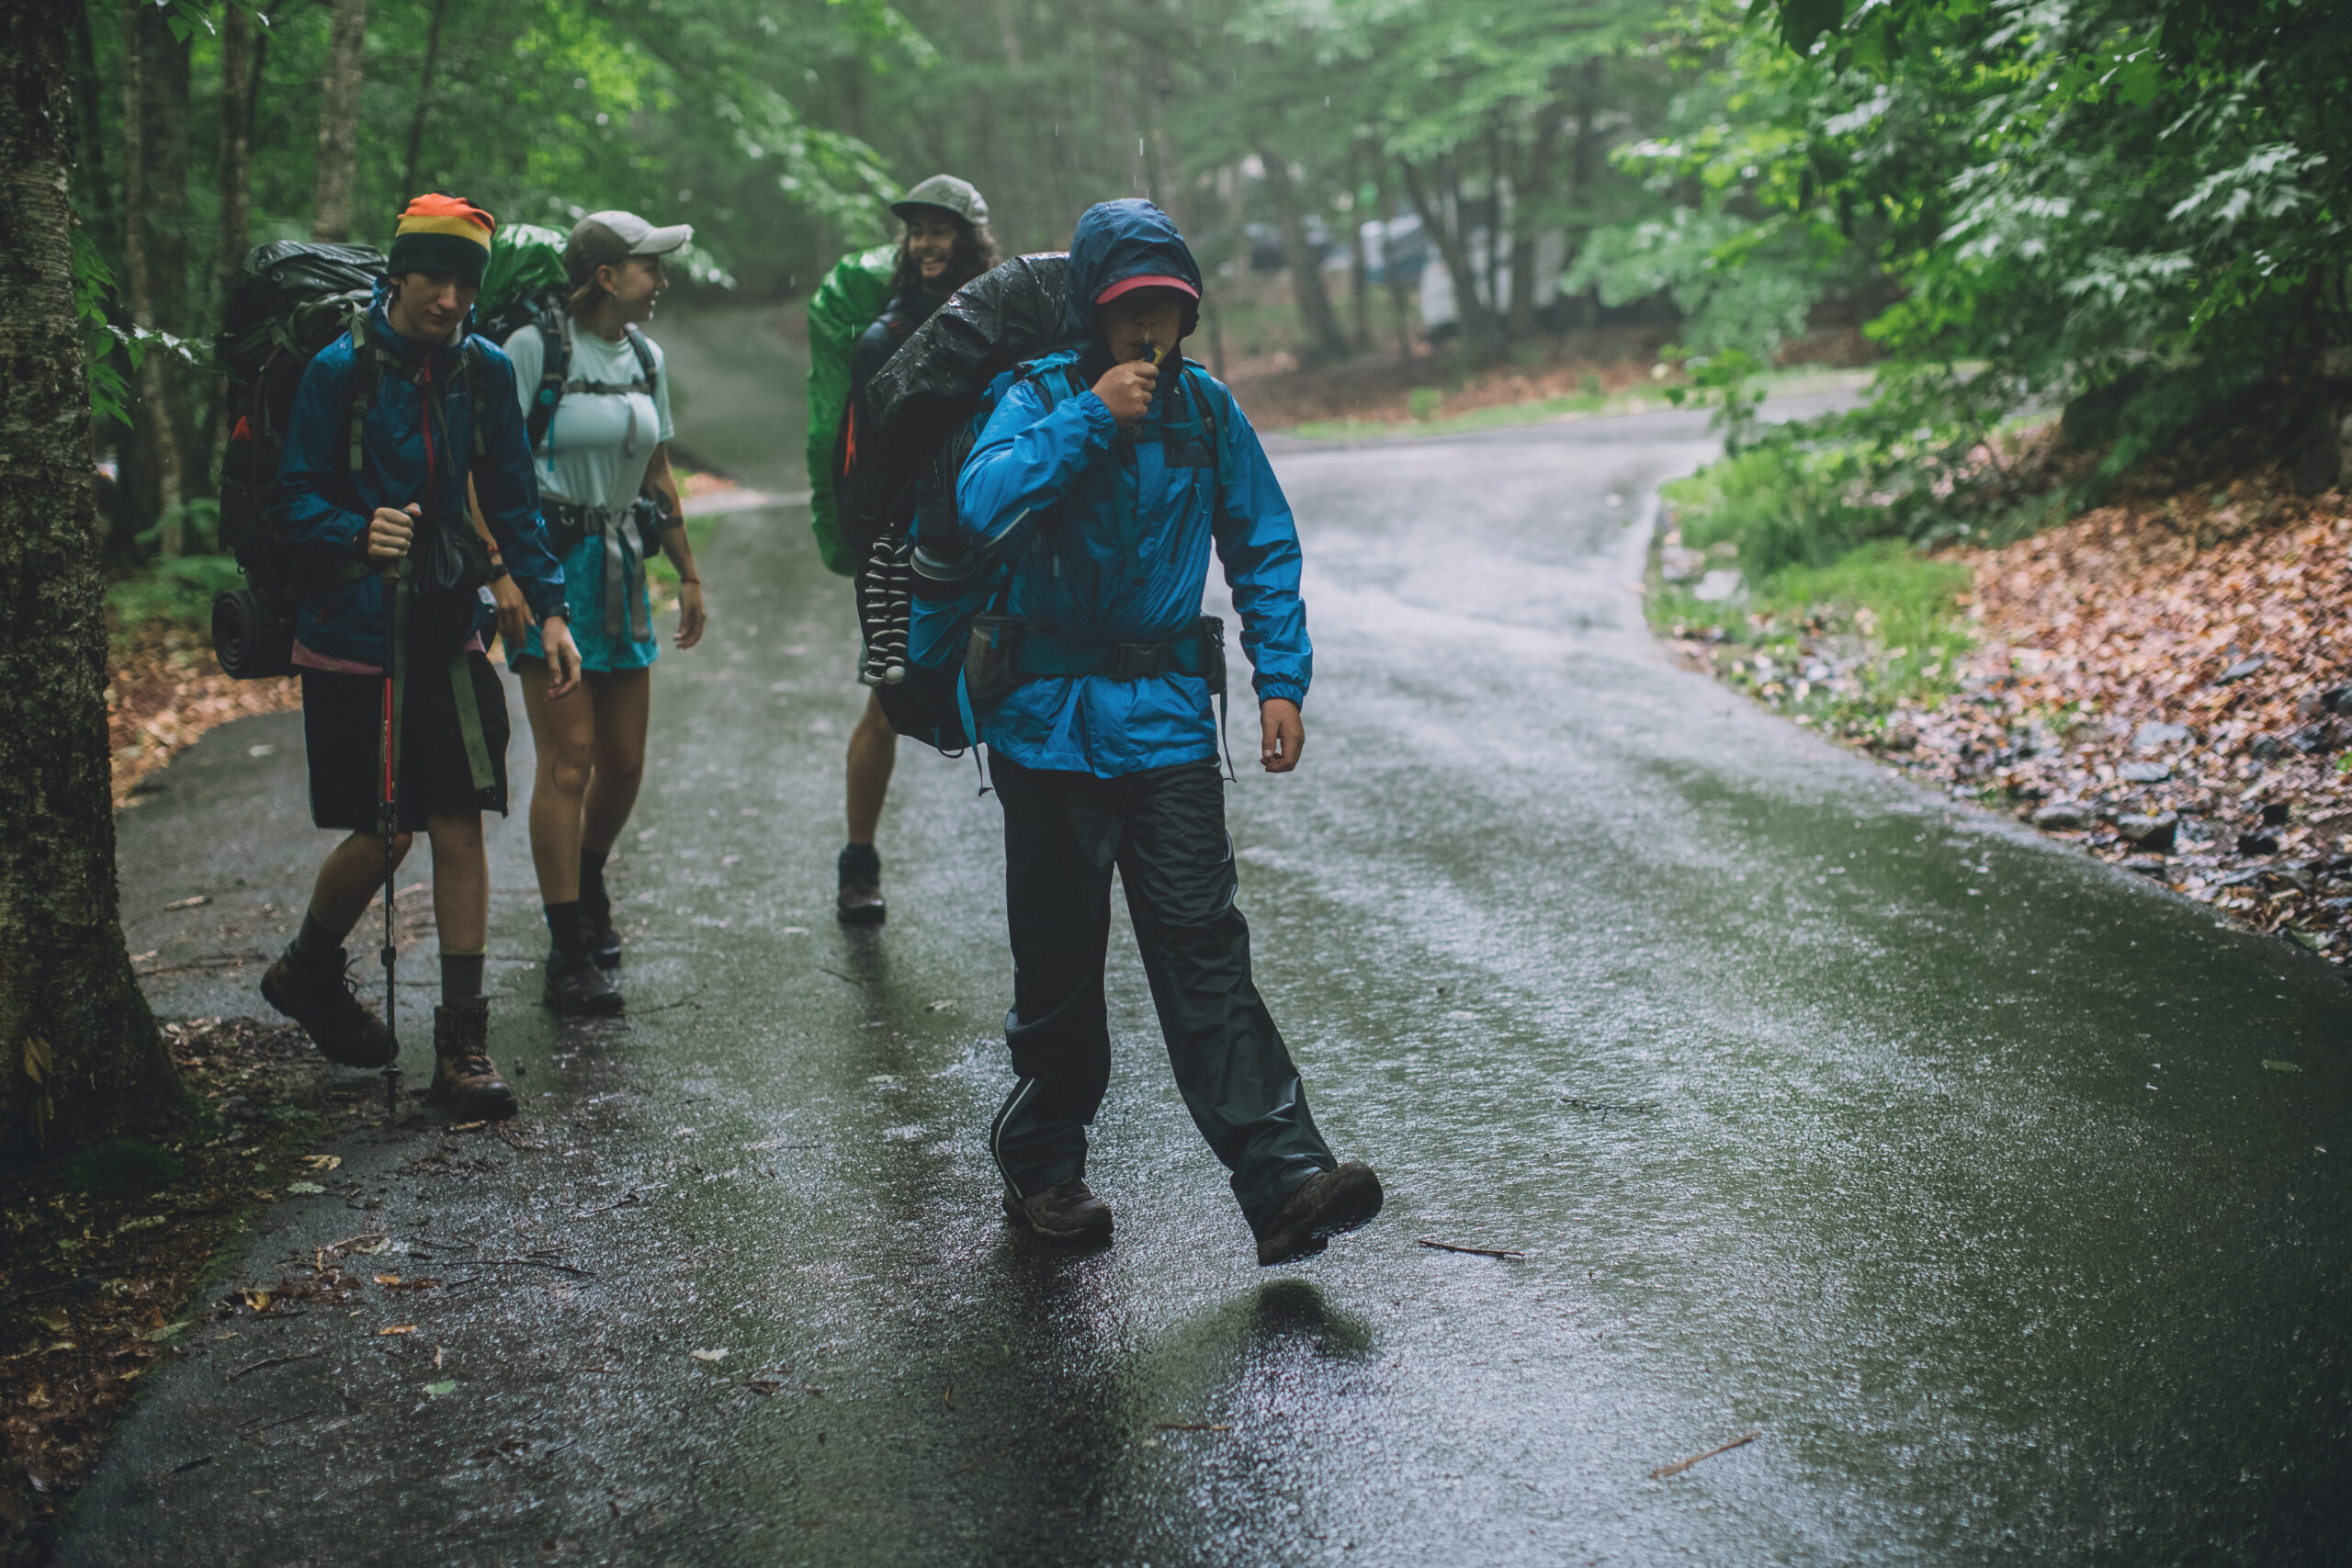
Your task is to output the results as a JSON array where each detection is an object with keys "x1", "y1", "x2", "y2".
[
  {"x1": 1076, "y1": 392, "x2": 1117, "y2": 436},
  {"x1": 1255, "y1": 680, "x2": 1306, "y2": 707}
]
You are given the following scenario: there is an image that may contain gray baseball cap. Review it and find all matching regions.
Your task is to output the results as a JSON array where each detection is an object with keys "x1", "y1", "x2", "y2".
[
  {"x1": 564, "y1": 209, "x2": 694, "y2": 281},
  {"x1": 889, "y1": 175, "x2": 989, "y2": 228}
]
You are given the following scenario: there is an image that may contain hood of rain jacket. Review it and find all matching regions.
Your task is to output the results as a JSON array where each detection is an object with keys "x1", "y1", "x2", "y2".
[
  {"x1": 1059, "y1": 199, "x2": 1202, "y2": 344},
  {"x1": 274, "y1": 280, "x2": 564, "y2": 669},
  {"x1": 947, "y1": 204, "x2": 1308, "y2": 779}
]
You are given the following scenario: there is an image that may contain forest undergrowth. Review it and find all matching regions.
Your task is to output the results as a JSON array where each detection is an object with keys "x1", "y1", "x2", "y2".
[{"x1": 1654, "y1": 440, "x2": 2352, "y2": 966}]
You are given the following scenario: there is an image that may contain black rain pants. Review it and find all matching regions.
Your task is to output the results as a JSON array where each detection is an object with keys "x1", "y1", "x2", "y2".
[{"x1": 988, "y1": 754, "x2": 1335, "y2": 1230}]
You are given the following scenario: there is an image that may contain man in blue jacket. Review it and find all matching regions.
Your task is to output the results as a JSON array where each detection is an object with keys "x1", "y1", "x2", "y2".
[
  {"x1": 261, "y1": 193, "x2": 580, "y2": 1119},
  {"x1": 956, "y1": 199, "x2": 1383, "y2": 1267}
]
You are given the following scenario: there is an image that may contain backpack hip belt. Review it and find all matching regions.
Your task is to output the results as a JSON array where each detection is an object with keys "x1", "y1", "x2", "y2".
[
  {"x1": 1007, "y1": 616, "x2": 1225, "y2": 686},
  {"x1": 547, "y1": 501, "x2": 650, "y2": 642}
]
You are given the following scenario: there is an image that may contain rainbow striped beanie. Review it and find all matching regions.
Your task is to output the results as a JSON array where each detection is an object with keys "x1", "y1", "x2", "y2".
[{"x1": 387, "y1": 194, "x2": 496, "y2": 287}]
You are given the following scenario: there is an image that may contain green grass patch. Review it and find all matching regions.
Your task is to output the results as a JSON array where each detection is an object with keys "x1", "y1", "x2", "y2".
[
  {"x1": 55, "y1": 1139, "x2": 188, "y2": 1196},
  {"x1": 1650, "y1": 434, "x2": 1978, "y2": 740},
  {"x1": 106, "y1": 555, "x2": 245, "y2": 644}
]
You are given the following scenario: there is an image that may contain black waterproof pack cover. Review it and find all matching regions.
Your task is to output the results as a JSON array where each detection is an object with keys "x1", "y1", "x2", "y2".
[{"x1": 837, "y1": 254, "x2": 1071, "y2": 750}]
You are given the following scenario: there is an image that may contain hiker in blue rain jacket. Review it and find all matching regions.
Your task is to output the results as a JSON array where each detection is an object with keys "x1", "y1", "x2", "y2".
[
  {"x1": 954, "y1": 197, "x2": 1384, "y2": 1268},
  {"x1": 262, "y1": 193, "x2": 579, "y2": 1121}
]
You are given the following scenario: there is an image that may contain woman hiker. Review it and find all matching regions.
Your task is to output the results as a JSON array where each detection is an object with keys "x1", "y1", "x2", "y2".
[
  {"x1": 503, "y1": 209, "x2": 707, "y2": 1013},
  {"x1": 836, "y1": 174, "x2": 998, "y2": 924}
]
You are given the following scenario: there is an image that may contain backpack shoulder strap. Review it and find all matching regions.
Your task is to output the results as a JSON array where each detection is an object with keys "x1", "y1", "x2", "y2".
[
  {"x1": 525, "y1": 300, "x2": 571, "y2": 454},
  {"x1": 458, "y1": 338, "x2": 489, "y2": 462},
  {"x1": 621, "y1": 323, "x2": 659, "y2": 399},
  {"x1": 345, "y1": 315, "x2": 386, "y2": 475}
]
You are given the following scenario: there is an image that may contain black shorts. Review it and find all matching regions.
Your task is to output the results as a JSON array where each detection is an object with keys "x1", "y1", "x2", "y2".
[{"x1": 301, "y1": 654, "x2": 511, "y2": 831}]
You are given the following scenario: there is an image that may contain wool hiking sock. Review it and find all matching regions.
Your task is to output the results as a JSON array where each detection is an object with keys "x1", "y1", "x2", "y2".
[
  {"x1": 293, "y1": 911, "x2": 345, "y2": 968},
  {"x1": 440, "y1": 949, "x2": 487, "y2": 1003},
  {"x1": 579, "y1": 849, "x2": 611, "y2": 919},
  {"x1": 545, "y1": 901, "x2": 584, "y2": 955}
]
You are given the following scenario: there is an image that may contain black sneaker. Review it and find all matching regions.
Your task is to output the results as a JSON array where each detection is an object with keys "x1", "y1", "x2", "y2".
[
  {"x1": 544, "y1": 947, "x2": 623, "y2": 1016},
  {"x1": 1001, "y1": 1180, "x2": 1114, "y2": 1242},
  {"x1": 580, "y1": 903, "x2": 622, "y2": 969},
  {"x1": 837, "y1": 843, "x2": 886, "y2": 926},
  {"x1": 1254, "y1": 1162, "x2": 1384, "y2": 1268},
  {"x1": 260, "y1": 945, "x2": 398, "y2": 1068}
]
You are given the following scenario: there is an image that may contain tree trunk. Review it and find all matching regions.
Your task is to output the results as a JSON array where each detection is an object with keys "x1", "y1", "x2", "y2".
[
  {"x1": 991, "y1": 0, "x2": 1025, "y2": 66},
  {"x1": 401, "y1": 0, "x2": 451, "y2": 199},
  {"x1": 1508, "y1": 95, "x2": 1568, "y2": 343},
  {"x1": 121, "y1": 0, "x2": 192, "y2": 553},
  {"x1": 0, "y1": 1, "x2": 187, "y2": 1161},
  {"x1": 68, "y1": 3, "x2": 115, "y2": 254},
  {"x1": 1372, "y1": 157, "x2": 1415, "y2": 361},
  {"x1": 311, "y1": 0, "x2": 369, "y2": 239},
  {"x1": 1398, "y1": 156, "x2": 1500, "y2": 355},
  {"x1": 1563, "y1": 56, "x2": 1605, "y2": 331},
  {"x1": 1253, "y1": 141, "x2": 1351, "y2": 365},
  {"x1": 1346, "y1": 143, "x2": 1372, "y2": 352},
  {"x1": 207, "y1": 1, "x2": 258, "y2": 499}
]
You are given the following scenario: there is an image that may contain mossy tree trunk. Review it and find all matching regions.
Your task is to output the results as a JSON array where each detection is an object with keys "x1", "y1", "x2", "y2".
[{"x1": 0, "y1": 1, "x2": 187, "y2": 1162}]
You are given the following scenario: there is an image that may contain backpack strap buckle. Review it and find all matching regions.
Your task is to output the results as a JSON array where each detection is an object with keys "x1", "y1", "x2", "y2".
[{"x1": 1101, "y1": 640, "x2": 1165, "y2": 680}]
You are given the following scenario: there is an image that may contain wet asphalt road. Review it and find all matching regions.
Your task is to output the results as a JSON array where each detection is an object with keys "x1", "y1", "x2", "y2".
[{"x1": 65, "y1": 309, "x2": 2352, "y2": 1565}]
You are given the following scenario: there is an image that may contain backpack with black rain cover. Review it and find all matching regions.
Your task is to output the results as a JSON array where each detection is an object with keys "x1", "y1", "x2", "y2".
[
  {"x1": 213, "y1": 241, "x2": 388, "y2": 677},
  {"x1": 837, "y1": 253, "x2": 1070, "y2": 752}
]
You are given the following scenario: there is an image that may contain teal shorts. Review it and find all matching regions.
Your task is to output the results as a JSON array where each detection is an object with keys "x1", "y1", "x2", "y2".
[{"x1": 519, "y1": 530, "x2": 657, "y2": 672}]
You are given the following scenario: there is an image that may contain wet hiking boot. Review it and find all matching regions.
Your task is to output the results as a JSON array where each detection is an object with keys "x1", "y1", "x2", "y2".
[
  {"x1": 544, "y1": 946, "x2": 623, "y2": 1016},
  {"x1": 1254, "y1": 1161, "x2": 1384, "y2": 1268},
  {"x1": 427, "y1": 998, "x2": 516, "y2": 1120},
  {"x1": 260, "y1": 945, "x2": 397, "y2": 1068},
  {"x1": 580, "y1": 903, "x2": 623, "y2": 969},
  {"x1": 837, "y1": 843, "x2": 886, "y2": 926},
  {"x1": 1001, "y1": 1180, "x2": 1114, "y2": 1243}
]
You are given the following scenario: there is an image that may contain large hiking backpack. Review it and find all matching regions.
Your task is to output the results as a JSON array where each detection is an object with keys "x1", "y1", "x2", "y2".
[
  {"x1": 805, "y1": 245, "x2": 899, "y2": 576},
  {"x1": 213, "y1": 241, "x2": 503, "y2": 678},
  {"x1": 214, "y1": 241, "x2": 390, "y2": 678}
]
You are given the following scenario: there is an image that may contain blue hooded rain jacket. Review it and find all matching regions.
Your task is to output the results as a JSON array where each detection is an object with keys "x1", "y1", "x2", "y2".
[
  {"x1": 954, "y1": 199, "x2": 1311, "y2": 778},
  {"x1": 275, "y1": 279, "x2": 565, "y2": 669}
]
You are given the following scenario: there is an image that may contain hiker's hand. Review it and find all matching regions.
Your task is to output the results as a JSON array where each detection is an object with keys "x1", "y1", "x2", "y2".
[
  {"x1": 367, "y1": 504, "x2": 417, "y2": 561},
  {"x1": 1260, "y1": 698, "x2": 1305, "y2": 774},
  {"x1": 1091, "y1": 359, "x2": 1159, "y2": 427},
  {"x1": 488, "y1": 572, "x2": 530, "y2": 650},
  {"x1": 674, "y1": 579, "x2": 706, "y2": 650},
  {"x1": 541, "y1": 616, "x2": 582, "y2": 700}
]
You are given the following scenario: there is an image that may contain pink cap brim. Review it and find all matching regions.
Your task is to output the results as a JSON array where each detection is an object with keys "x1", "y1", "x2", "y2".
[{"x1": 1094, "y1": 274, "x2": 1200, "y2": 305}]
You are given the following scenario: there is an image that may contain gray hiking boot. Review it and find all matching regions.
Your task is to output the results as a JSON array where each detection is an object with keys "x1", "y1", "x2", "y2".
[
  {"x1": 1254, "y1": 1161, "x2": 1384, "y2": 1268},
  {"x1": 1001, "y1": 1180, "x2": 1114, "y2": 1242},
  {"x1": 260, "y1": 945, "x2": 397, "y2": 1068}
]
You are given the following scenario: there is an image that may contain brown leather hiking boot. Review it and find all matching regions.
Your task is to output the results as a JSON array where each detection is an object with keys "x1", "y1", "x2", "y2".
[
  {"x1": 427, "y1": 998, "x2": 515, "y2": 1120},
  {"x1": 260, "y1": 946, "x2": 397, "y2": 1068},
  {"x1": 1254, "y1": 1161, "x2": 1384, "y2": 1268}
]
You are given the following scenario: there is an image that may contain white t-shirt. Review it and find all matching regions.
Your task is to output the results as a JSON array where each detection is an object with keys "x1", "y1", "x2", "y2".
[{"x1": 503, "y1": 321, "x2": 675, "y2": 510}]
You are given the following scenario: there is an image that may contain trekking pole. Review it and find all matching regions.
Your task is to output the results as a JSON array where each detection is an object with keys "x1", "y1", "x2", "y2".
[{"x1": 378, "y1": 553, "x2": 406, "y2": 1121}]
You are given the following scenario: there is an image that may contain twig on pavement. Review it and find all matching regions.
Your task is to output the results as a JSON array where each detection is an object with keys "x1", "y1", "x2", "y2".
[
  {"x1": 1414, "y1": 1237, "x2": 1526, "y2": 1259},
  {"x1": 1651, "y1": 1428, "x2": 1761, "y2": 1480},
  {"x1": 225, "y1": 1348, "x2": 322, "y2": 1383}
]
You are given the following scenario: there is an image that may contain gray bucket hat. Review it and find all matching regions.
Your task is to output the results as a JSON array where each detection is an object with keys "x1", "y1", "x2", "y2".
[
  {"x1": 564, "y1": 209, "x2": 694, "y2": 283},
  {"x1": 889, "y1": 175, "x2": 989, "y2": 228}
]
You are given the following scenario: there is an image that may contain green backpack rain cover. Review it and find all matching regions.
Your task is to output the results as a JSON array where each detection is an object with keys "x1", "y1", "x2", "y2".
[
  {"x1": 477, "y1": 223, "x2": 571, "y2": 326},
  {"x1": 805, "y1": 243, "x2": 898, "y2": 576}
]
